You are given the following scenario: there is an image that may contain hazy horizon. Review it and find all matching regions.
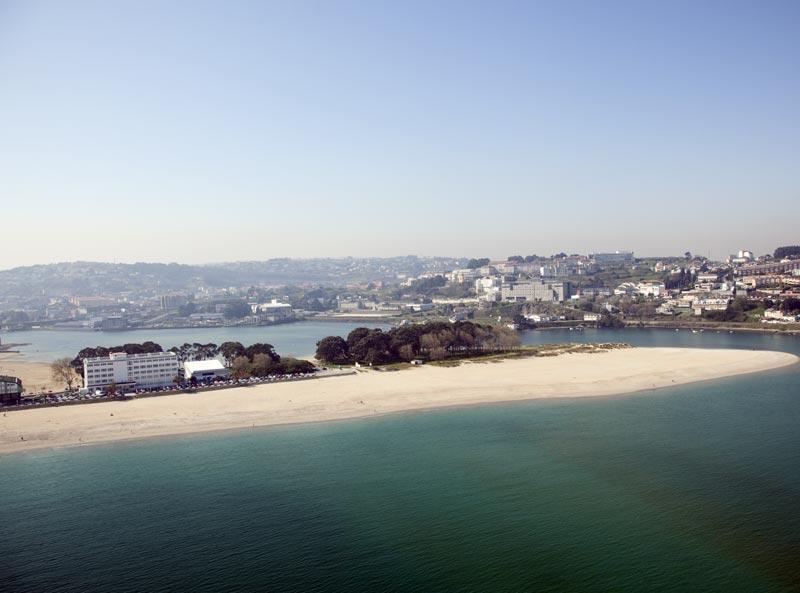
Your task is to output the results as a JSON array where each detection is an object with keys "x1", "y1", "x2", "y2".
[
  {"x1": 1, "y1": 1, "x2": 798, "y2": 269},
  {"x1": 0, "y1": 245, "x2": 783, "y2": 273}
]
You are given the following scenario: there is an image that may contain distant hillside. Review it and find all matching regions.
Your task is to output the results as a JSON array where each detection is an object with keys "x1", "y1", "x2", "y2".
[{"x1": 0, "y1": 257, "x2": 465, "y2": 301}]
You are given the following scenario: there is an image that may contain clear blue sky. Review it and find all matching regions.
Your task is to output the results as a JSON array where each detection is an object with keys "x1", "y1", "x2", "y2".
[{"x1": 1, "y1": 0, "x2": 797, "y2": 268}]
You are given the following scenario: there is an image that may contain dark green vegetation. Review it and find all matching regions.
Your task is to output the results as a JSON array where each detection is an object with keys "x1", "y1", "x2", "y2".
[
  {"x1": 223, "y1": 301, "x2": 252, "y2": 319},
  {"x1": 315, "y1": 322, "x2": 520, "y2": 365},
  {"x1": 466, "y1": 257, "x2": 490, "y2": 269},
  {"x1": 780, "y1": 297, "x2": 800, "y2": 313},
  {"x1": 773, "y1": 245, "x2": 800, "y2": 259},
  {"x1": 70, "y1": 341, "x2": 164, "y2": 371},
  {"x1": 229, "y1": 352, "x2": 315, "y2": 380},
  {"x1": 203, "y1": 341, "x2": 315, "y2": 379},
  {"x1": 507, "y1": 255, "x2": 540, "y2": 262}
]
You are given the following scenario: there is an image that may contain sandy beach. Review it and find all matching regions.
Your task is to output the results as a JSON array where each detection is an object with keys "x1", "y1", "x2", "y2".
[
  {"x1": 0, "y1": 354, "x2": 61, "y2": 394},
  {"x1": 1, "y1": 347, "x2": 796, "y2": 455}
]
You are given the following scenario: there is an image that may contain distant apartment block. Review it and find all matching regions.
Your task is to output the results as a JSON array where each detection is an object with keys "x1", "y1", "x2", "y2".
[
  {"x1": 68, "y1": 296, "x2": 117, "y2": 309},
  {"x1": 90, "y1": 314, "x2": 128, "y2": 330},
  {"x1": 160, "y1": 293, "x2": 187, "y2": 309},
  {"x1": 692, "y1": 297, "x2": 730, "y2": 316},
  {"x1": 501, "y1": 279, "x2": 570, "y2": 302},
  {"x1": 188, "y1": 312, "x2": 225, "y2": 323},
  {"x1": 446, "y1": 268, "x2": 484, "y2": 283},
  {"x1": 83, "y1": 351, "x2": 180, "y2": 390},
  {"x1": 576, "y1": 287, "x2": 612, "y2": 298},
  {"x1": 540, "y1": 264, "x2": 577, "y2": 278},
  {"x1": 737, "y1": 260, "x2": 800, "y2": 276}
]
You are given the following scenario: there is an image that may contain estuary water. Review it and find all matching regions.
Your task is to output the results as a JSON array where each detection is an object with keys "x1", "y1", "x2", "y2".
[
  {"x1": 0, "y1": 321, "x2": 392, "y2": 361},
  {"x1": 1, "y1": 330, "x2": 799, "y2": 592}
]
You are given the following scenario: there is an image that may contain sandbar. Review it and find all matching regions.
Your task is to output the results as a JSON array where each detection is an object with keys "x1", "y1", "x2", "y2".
[{"x1": 0, "y1": 347, "x2": 796, "y2": 455}]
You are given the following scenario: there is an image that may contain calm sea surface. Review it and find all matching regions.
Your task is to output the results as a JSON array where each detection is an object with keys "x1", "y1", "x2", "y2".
[{"x1": 1, "y1": 329, "x2": 799, "y2": 592}]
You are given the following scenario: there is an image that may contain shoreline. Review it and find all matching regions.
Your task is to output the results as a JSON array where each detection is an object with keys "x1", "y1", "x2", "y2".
[{"x1": 1, "y1": 347, "x2": 797, "y2": 456}]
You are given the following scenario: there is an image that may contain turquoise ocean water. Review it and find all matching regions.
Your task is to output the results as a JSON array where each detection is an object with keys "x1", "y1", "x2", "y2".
[{"x1": 1, "y1": 329, "x2": 799, "y2": 592}]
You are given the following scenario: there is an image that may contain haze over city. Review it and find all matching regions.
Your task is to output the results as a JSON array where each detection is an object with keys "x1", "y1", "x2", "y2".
[{"x1": 1, "y1": 0, "x2": 798, "y2": 268}]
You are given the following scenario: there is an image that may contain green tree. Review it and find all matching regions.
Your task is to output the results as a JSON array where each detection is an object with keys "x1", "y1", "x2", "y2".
[
  {"x1": 349, "y1": 330, "x2": 393, "y2": 365},
  {"x1": 346, "y1": 328, "x2": 371, "y2": 351},
  {"x1": 774, "y1": 246, "x2": 800, "y2": 259},
  {"x1": 244, "y1": 343, "x2": 280, "y2": 362},
  {"x1": 219, "y1": 342, "x2": 246, "y2": 365},
  {"x1": 315, "y1": 336, "x2": 351, "y2": 364},
  {"x1": 466, "y1": 258, "x2": 490, "y2": 269},
  {"x1": 223, "y1": 301, "x2": 252, "y2": 319}
]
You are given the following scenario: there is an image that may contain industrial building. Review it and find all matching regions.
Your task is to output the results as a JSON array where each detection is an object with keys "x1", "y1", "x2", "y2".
[{"x1": 183, "y1": 359, "x2": 230, "y2": 383}]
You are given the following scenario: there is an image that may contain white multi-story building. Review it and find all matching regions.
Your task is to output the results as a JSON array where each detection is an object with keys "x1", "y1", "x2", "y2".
[
  {"x1": 636, "y1": 282, "x2": 666, "y2": 297},
  {"x1": 251, "y1": 299, "x2": 294, "y2": 320},
  {"x1": 475, "y1": 279, "x2": 502, "y2": 302},
  {"x1": 692, "y1": 297, "x2": 730, "y2": 316},
  {"x1": 83, "y1": 351, "x2": 180, "y2": 390},
  {"x1": 447, "y1": 268, "x2": 483, "y2": 283},
  {"x1": 501, "y1": 279, "x2": 570, "y2": 302}
]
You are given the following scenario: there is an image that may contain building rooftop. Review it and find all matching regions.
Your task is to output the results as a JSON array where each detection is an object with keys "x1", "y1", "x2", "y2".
[
  {"x1": 184, "y1": 359, "x2": 226, "y2": 373},
  {"x1": 85, "y1": 351, "x2": 178, "y2": 363}
]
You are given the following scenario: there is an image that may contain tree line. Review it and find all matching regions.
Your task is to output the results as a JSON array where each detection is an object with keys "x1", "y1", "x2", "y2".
[
  {"x1": 773, "y1": 245, "x2": 800, "y2": 259},
  {"x1": 315, "y1": 321, "x2": 521, "y2": 366},
  {"x1": 70, "y1": 341, "x2": 164, "y2": 372},
  {"x1": 60, "y1": 340, "x2": 316, "y2": 389}
]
